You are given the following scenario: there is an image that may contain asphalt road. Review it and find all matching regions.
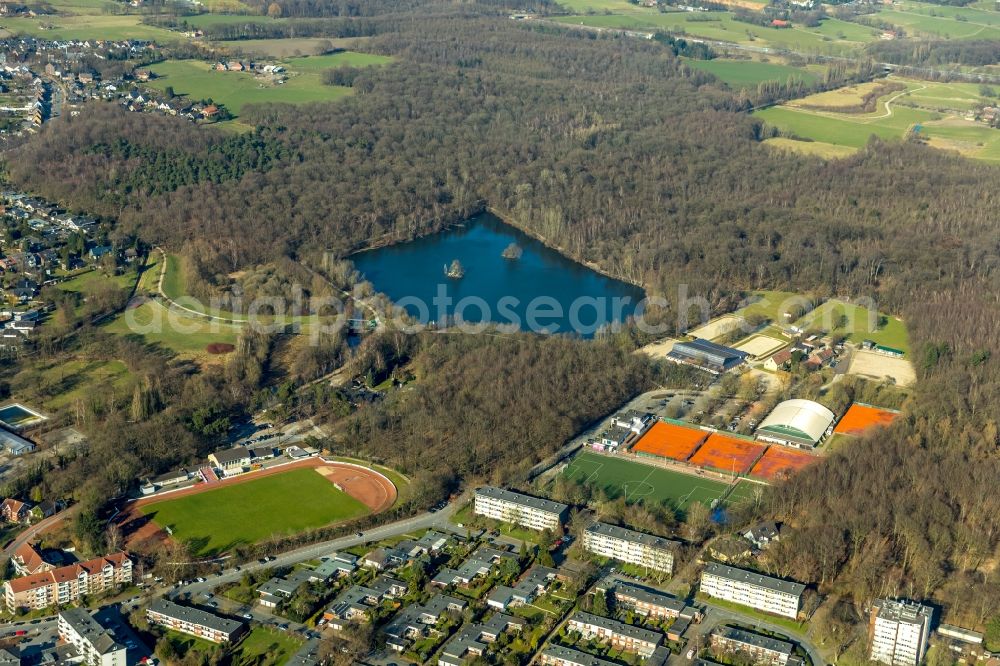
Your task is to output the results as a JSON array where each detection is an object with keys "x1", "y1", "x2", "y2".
[{"x1": 173, "y1": 503, "x2": 460, "y2": 600}]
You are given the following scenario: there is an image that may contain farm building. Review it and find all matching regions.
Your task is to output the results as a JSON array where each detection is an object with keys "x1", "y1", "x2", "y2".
[
  {"x1": 666, "y1": 339, "x2": 748, "y2": 374},
  {"x1": 754, "y1": 399, "x2": 834, "y2": 449}
]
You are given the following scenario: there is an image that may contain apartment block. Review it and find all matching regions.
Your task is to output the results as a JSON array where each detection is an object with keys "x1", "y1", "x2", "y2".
[
  {"x1": 868, "y1": 599, "x2": 934, "y2": 666},
  {"x1": 540, "y1": 645, "x2": 620, "y2": 666},
  {"x1": 473, "y1": 487, "x2": 568, "y2": 531},
  {"x1": 583, "y1": 522, "x2": 679, "y2": 574},
  {"x1": 711, "y1": 626, "x2": 797, "y2": 666},
  {"x1": 566, "y1": 611, "x2": 663, "y2": 657},
  {"x1": 4, "y1": 552, "x2": 133, "y2": 612},
  {"x1": 699, "y1": 562, "x2": 804, "y2": 619},
  {"x1": 58, "y1": 608, "x2": 126, "y2": 666},
  {"x1": 610, "y1": 580, "x2": 699, "y2": 622},
  {"x1": 147, "y1": 599, "x2": 246, "y2": 644}
]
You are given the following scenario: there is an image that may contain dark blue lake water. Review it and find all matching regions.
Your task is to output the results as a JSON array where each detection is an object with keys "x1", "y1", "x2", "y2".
[{"x1": 351, "y1": 213, "x2": 645, "y2": 337}]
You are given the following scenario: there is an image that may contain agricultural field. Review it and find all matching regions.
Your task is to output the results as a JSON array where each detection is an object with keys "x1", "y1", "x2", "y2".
[
  {"x1": 560, "y1": 451, "x2": 755, "y2": 514},
  {"x1": 140, "y1": 467, "x2": 371, "y2": 556},
  {"x1": 0, "y1": 12, "x2": 179, "y2": 42},
  {"x1": 553, "y1": 12, "x2": 879, "y2": 55},
  {"x1": 685, "y1": 58, "x2": 821, "y2": 88},
  {"x1": 762, "y1": 137, "x2": 858, "y2": 159},
  {"x1": 870, "y1": 0, "x2": 1000, "y2": 40},
  {"x1": 756, "y1": 78, "x2": 1000, "y2": 161}
]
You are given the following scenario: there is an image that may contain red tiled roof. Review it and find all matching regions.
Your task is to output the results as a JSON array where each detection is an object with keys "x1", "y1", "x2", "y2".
[
  {"x1": 13, "y1": 542, "x2": 45, "y2": 573},
  {"x1": 5, "y1": 552, "x2": 131, "y2": 594}
]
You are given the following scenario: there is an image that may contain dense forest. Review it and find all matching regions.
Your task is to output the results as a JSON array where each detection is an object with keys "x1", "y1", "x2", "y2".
[{"x1": 5, "y1": 0, "x2": 1000, "y2": 632}]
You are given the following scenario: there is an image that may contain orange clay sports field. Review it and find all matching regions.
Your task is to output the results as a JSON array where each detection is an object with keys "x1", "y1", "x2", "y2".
[
  {"x1": 749, "y1": 446, "x2": 818, "y2": 481},
  {"x1": 632, "y1": 421, "x2": 709, "y2": 461},
  {"x1": 687, "y1": 433, "x2": 767, "y2": 475},
  {"x1": 833, "y1": 403, "x2": 899, "y2": 436}
]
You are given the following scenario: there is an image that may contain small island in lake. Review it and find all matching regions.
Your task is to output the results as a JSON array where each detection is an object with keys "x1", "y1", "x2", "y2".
[
  {"x1": 444, "y1": 259, "x2": 465, "y2": 279},
  {"x1": 501, "y1": 242, "x2": 523, "y2": 260}
]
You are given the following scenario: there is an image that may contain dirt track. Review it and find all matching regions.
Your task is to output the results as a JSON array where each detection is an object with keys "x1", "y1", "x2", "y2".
[{"x1": 118, "y1": 459, "x2": 397, "y2": 553}]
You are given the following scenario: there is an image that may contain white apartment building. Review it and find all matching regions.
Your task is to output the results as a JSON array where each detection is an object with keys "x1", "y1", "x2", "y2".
[
  {"x1": 58, "y1": 608, "x2": 126, "y2": 666},
  {"x1": 473, "y1": 487, "x2": 568, "y2": 531},
  {"x1": 868, "y1": 599, "x2": 934, "y2": 666},
  {"x1": 700, "y1": 562, "x2": 805, "y2": 619},
  {"x1": 583, "y1": 522, "x2": 679, "y2": 575}
]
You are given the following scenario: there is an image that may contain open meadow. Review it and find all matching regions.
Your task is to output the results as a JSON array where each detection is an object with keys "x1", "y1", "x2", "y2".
[
  {"x1": 139, "y1": 467, "x2": 371, "y2": 556},
  {"x1": 685, "y1": 58, "x2": 822, "y2": 88},
  {"x1": 553, "y1": 11, "x2": 878, "y2": 55},
  {"x1": 756, "y1": 78, "x2": 1000, "y2": 162}
]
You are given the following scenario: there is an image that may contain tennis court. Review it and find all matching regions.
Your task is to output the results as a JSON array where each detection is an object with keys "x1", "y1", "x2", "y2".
[
  {"x1": 632, "y1": 421, "x2": 708, "y2": 462},
  {"x1": 688, "y1": 433, "x2": 767, "y2": 475},
  {"x1": 561, "y1": 451, "x2": 743, "y2": 513},
  {"x1": 749, "y1": 446, "x2": 818, "y2": 480},
  {"x1": 833, "y1": 403, "x2": 899, "y2": 436}
]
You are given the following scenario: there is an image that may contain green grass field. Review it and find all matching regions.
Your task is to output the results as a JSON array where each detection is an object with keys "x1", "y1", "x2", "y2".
[
  {"x1": 141, "y1": 467, "x2": 370, "y2": 556},
  {"x1": 792, "y1": 299, "x2": 910, "y2": 352},
  {"x1": 285, "y1": 52, "x2": 392, "y2": 71},
  {"x1": 103, "y1": 299, "x2": 242, "y2": 358},
  {"x1": 685, "y1": 58, "x2": 820, "y2": 88},
  {"x1": 146, "y1": 59, "x2": 351, "y2": 116},
  {"x1": 562, "y1": 451, "x2": 756, "y2": 515},
  {"x1": 0, "y1": 13, "x2": 179, "y2": 42},
  {"x1": 873, "y1": 0, "x2": 1000, "y2": 40},
  {"x1": 14, "y1": 358, "x2": 130, "y2": 411},
  {"x1": 732, "y1": 290, "x2": 806, "y2": 324},
  {"x1": 553, "y1": 12, "x2": 878, "y2": 55},
  {"x1": 763, "y1": 137, "x2": 858, "y2": 159},
  {"x1": 220, "y1": 36, "x2": 372, "y2": 58},
  {"x1": 757, "y1": 78, "x2": 1000, "y2": 161},
  {"x1": 231, "y1": 626, "x2": 303, "y2": 666}
]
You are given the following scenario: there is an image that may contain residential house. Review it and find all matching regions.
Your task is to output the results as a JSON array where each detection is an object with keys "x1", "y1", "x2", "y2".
[
  {"x1": 438, "y1": 613, "x2": 524, "y2": 666},
  {"x1": 764, "y1": 349, "x2": 793, "y2": 372},
  {"x1": 744, "y1": 521, "x2": 781, "y2": 549},
  {"x1": 1, "y1": 497, "x2": 32, "y2": 523}
]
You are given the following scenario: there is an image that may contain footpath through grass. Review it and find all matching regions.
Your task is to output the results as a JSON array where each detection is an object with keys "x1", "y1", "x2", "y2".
[{"x1": 141, "y1": 467, "x2": 370, "y2": 556}]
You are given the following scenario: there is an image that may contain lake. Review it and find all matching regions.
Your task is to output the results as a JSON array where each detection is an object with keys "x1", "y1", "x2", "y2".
[{"x1": 351, "y1": 213, "x2": 645, "y2": 337}]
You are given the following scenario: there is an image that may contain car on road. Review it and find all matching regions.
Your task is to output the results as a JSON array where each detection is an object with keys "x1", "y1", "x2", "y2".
[
  {"x1": 14, "y1": 630, "x2": 25, "y2": 636},
  {"x1": 195, "y1": 577, "x2": 206, "y2": 583},
  {"x1": 686, "y1": 649, "x2": 695, "y2": 660},
  {"x1": 29, "y1": 620, "x2": 41, "y2": 624},
  {"x1": 356, "y1": 532, "x2": 364, "y2": 538},
  {"x1": 242, "y1": 613, "x2": 253, "y2": 619}
]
